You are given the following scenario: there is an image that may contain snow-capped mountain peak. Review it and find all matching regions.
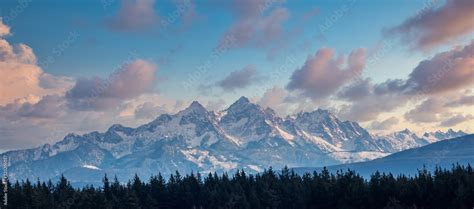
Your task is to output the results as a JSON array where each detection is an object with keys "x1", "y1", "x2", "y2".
[
  {"x1": 422, "y1": 129, "x2": 467, "y2": 143},
  {"x1": 1, "y1": 97, "x2": 468, "y2": 184}
]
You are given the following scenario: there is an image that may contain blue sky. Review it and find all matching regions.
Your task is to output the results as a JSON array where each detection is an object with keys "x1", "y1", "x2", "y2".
[
  {"x1": 0, "y1": 0, "x2": 473, "y2": 151},
  {"x1": 1, "y1": 0, "x2": 430, "y2": 96}
]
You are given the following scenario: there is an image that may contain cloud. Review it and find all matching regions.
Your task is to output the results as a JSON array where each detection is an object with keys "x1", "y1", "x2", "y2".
[
  {"x1": 338, "y1": 93, "x2": 405, "y2": 122},
  {"x1": 134, "y1": 102, "x2": 167, "y2": 120},
  {"x1": 371, "y1": 40, "x2": 474, "y2": 96},
  {"x1": 404, "y1": 98, "x2": 446, "y2": 123},
  {"x1": 403, "y1": 93, "x2": 473, "y2": 126},
  {"x1": 173, "y1": 0, "x2": 198, "y2": 29},
  {"x1": 218, "y1": 0, "x2": 289, "y2": 48},
  {"x1": 66, "y1": 59, "x2": 157, "y2": 111},
  {"x1": 257, "y1": 86, "x2": 289, "y2": 116},
  {"x1": 405, "y1": 40, "x2": 474, "y2": 95},
  {"x1": 0, "y1": 95, "x2": 69, "y2": 150},
  {"x1": 0, "y1": 93, "x2": 184, "y2": 151},
  {"x1": 0, "y1": 18, "x2": 10, "y2": 37},
  {"x1": 0, "y1": 19, "x2": 181, "y2": 151},
  {"x1": 445, "y1": 94, "x2": 474, "y2": 107},
  {"x1": 0, "y1": 41, "x2": 36, "y2": 64},
  {"x1": 387, "y1": 0, "x2": 474, "y2": 50},
  {"x1": 286, "y1": 48, "x2": 366, "y2": 100},
  {"x1": 339, "y1": 41, "x2": 474, "y2": 122},
  {"x1": 440, "y1": 114, "x2": 474, "y2": 127},
  {"x1": 337, "y1": 78, "x2": 372, "y2": 101},
  {"x1": 0, "y1": 95, "x2": 65, "y2": 119},
  {"x1": 335, "y1": 77, "x2": 409, "y2": 122},
  {"x1": 369, "y1": 116, "x2": 400, "y2": 131},
  {"x1": 117, "y1": 93, "x2": 184, "y2": 118},
  {"x1": 259, "y1": 8, "x2": 290, "y2": 46},
  {"x1": 105, "y1": 0, "x2": 160, "y2": 32},
  {"x1": 17, "y1": 95, "x2": 65, "y2": 118},
  {"x1": 217, "y1": 64, "x2": 259, "y2": 91},
  {"x1": 0, "y1": 20, "x2": 73, "y2": 105},
  {"x1": 204, "y1": 99, "x2": 226, "y2": 112}
]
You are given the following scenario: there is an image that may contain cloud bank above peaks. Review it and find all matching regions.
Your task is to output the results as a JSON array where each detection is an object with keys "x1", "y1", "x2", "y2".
[{"x1": 336, "y1": 40, "x2": 474, "y2": 122}]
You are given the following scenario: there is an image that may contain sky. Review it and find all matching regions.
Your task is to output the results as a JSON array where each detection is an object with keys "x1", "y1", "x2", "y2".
[{"x1": 0, "y1": 0, "x2": 473, "y2": 152}]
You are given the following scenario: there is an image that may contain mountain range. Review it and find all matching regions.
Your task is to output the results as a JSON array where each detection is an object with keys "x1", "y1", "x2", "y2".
[
  {"x1": 294, "y1": 134, "x2": 474, "y2": 177},
  {"x1": 0, "y1": 97, "x2": 468, "y2": 185}
]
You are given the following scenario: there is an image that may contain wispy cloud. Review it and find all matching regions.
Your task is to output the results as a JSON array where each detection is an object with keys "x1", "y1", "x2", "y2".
[
  {"x1": 105, "y1": 0, "x2": 160, "y2": 32},
  {"x1": 217, "y1": 64, "x2": 260, "y2": 91}
]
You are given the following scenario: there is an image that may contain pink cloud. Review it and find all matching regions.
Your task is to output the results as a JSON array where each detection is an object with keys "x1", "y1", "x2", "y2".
[
  {"x1": 257, "y1": 86, "x2": 289, "y2": 116},
  {"x1": 219, "y1": 0, "x2": 289, "y2": 48},
  {"x1": 106, "y1": 0, "x2": 160, "y2": 32},
  {"x1": 387, "y1": 0, "x2": 474, "y2": 50},
  {"x1": 0, "y1": 19, "x2": 72, "y2": 105},
  {"x1": 286, "y1": 48, "x2": 366, "y2": 100},
  {"x1": 66, "y1": 59, "x2": 158, "y2": 111},
  {"x1": 0, "y1": 18, "x2": 10, "y2": 37},
  {"x1": 405, "y1": 98, "x2": 448, "y2": 123},
  {"x1": 406, "y1": 40, "x2": 474, "y2": 95}
]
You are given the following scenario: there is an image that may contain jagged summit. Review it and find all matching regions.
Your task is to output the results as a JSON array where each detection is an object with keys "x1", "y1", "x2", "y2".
[
  {"x1": 107, "y1": 124, "x2": 129, "y2": 132},
  {"x1": 399, "y1": 128, "x2": 413, "y2": 134},
  {"x1": 227, "y1": 96, "x2": 252, "y2": 110},
  {"x1": 180, "y1": 100, "x2": 208, "y2": 114},
  {"x1": 236, "y1": 96, "x2": 250, "y2": 104},
  {"x1": 189, "y1": 101, "x2": 206, "y2": 109},
  {"x1": 313, "y1": 108, "x2": 331, "y2": 114}
]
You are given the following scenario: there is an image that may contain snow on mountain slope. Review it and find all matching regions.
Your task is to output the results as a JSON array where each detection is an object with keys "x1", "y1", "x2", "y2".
[
  {"x1": 422, "y1": 129, "x2": 467, "y2": 143},
  {"x1": 0, "y1": 97, "x2": 468, "y2": 184},
  {"x1": 294, "y1": 134, "x2": 474, "y2": 178},
  {"x1": 373, "y1": 129, "x2": 468, "y2": 153},
  {"x1": 288, "y1": 109, "x2": 381, "y2": 152}
]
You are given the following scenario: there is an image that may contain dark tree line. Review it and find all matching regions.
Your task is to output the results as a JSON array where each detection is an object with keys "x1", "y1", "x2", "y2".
[{"x1": 1, "y1": 164, "x2": 474, "y2": 209}]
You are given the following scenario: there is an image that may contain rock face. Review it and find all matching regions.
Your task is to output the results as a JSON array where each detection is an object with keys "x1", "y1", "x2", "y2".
[{"x1": 0, "y1": 97, "x2": 467, "y2": 184}]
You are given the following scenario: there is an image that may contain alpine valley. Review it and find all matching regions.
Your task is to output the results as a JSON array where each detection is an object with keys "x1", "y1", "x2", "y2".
[{"x1": 0, "y1": 97, "x2": 468, "y2": 185}]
